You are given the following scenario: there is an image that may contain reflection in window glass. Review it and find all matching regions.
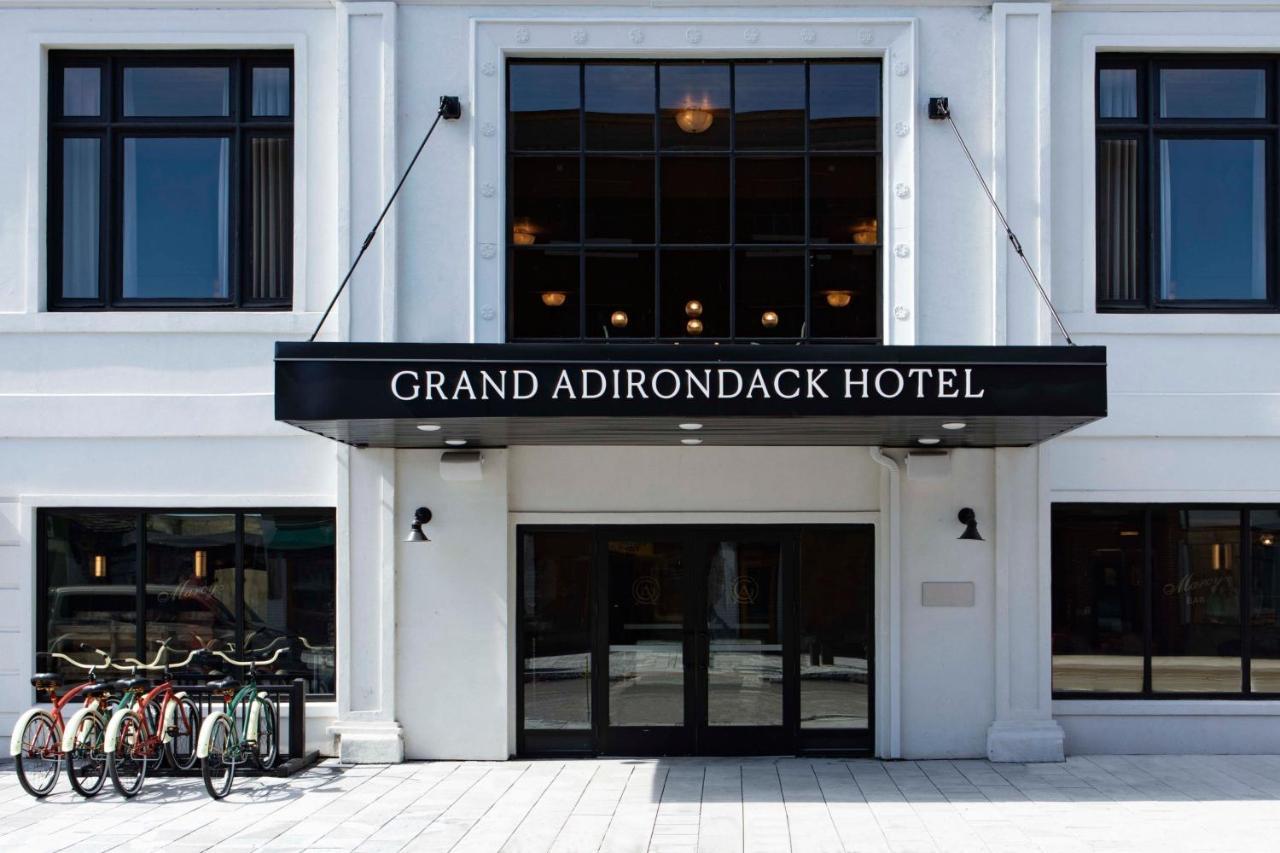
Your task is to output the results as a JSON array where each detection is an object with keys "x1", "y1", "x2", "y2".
[
  {"x1": 508, "y1": 59, "x2": 882, "y2": 341},
  {"x1": 509, "y1": 64, "x2": 580, "y2": 150},
  {"x1": 243, "y1": 512, "x2": 336, "y2": 695},
  {"x1": 799, "y1": 529, "x2": 873, "y2": 728},
  {"x1": 1151, "y1": 509, "x2": 1242, "y2": 693},
  {"x1": 123, "y1": 137, "x2": 230, "y2": 299},
  {"x1": 810, "y1": 251, "x2": 877, "y2": 339},
  {"x1": 660, "y1": 64, "x2": 730, "y2": 149},
  {"x1": 585, "y1": 156, "x2": 654, "y2": 245},
  {"x1": 123, "y1": 67, "x2": 230, "y2": 116},
  {"x1": 62, "y1": 68, "x2": 100, "y2": 117},
  {"x1": 586, "y1": 251, "x2": 655, "y2": 339},
  {"x1": 736, "y1": 157, "x2": 804, "y2": 244},
  {"x1": 1159, "y1": 68, "x2": 1266, "y2": 118},
  {"x1": 1251, "y1": 512, "x2": 1280, "y2": 692},
  {"x1": 1050, "y1": 507, "x2": 1146, "y2": 693},
  {"x1": 511, "y1": 250, "x2": 580, "y2": 339},
  {"x1": 511, "y1": 157, "x2": 580, "y2": 245},
  {"x1": 522, "y1": 533, "x2": 593, "y2": 730},
  {"x1": 38, "y1": 509, "x2": 335, "y2": 696},
  {"x1": 736, "y1": 250, "x2": 804, "y2": 338},
  {"x1": 1159, "y1": 139, "x2": 1266, "y2": 302},
  {"x1": 734, "y1": 64, "x2": 805, "y2": 149},
  {"x1": 42, "y1": 512, "x2": 139, "y2": 680},
  {"x1": 659, "y1": 156, "x2": 729, "y2": 244},
  {"x1": 705, "y1": 541, "x2": 783, "y2": 726},
  {"x1": 252, "y1": 67, "x2": 291, "y2": 117},
  {"x1": 144, "y1": 513, "x2": 237, "y2": 661},
  {"x1": 809, "y1": 62, "x2": 880, "y2": 150},
  {"x1": 607, "y1": 540, "x2": 685, "y2": 726},
  {"x1": 1098, "y1": 68, "x2": 1138, "y2": 119},
  {"x1": 60, "y1": 138, "x2": 100, "y2": 300},
  {"x1": 660, "y1": 250, "x2": 729, "y2": 338},
  {"x1": 585, "y1": 65, "x2": 654, "y2": 150}
]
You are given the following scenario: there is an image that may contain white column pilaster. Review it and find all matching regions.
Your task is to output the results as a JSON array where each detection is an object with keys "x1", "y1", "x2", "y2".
[
  {"x1": 330, "y1": 0, "x2": 403, "y2": 763},
  {"x1": 988, "y1": 1, "x2": 1063, "y2": 762}
]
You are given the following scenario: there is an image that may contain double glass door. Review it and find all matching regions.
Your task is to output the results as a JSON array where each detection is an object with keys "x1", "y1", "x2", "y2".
[{"x1": 519, "y1": 525, "x2": 873, "y2": 756}]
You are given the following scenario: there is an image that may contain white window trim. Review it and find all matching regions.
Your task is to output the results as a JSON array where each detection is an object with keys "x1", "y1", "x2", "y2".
[
  {"x1": 23, "y1": 29, "x2": 312, "y2": 329},
  {"x1": 1073, "y1": 33, "x2": 1280, "y2": 334},
  {"x1": 469, "y1": 17, "x2": 918, "y2": 345}
]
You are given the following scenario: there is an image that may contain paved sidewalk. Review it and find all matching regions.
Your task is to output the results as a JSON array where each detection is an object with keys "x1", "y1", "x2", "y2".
[{"x1": 5, "y1": 755, "x2": 1280, "y2": 852}]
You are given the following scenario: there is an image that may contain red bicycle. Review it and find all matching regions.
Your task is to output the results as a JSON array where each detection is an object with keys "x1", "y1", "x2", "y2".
[
  {"x1": 104, "y1": 646, "x2": 203, "y2": 797},
  {"x1": 11, "y1": 647, "x2": 118, "y2": 798}
]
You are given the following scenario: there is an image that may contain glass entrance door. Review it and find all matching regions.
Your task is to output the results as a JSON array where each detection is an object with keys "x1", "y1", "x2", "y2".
[{"x1": 518, "y1": 525, "x2": 873, "y2": 757}]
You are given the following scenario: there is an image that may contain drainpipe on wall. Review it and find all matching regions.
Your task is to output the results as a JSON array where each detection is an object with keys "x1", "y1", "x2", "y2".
[{"x1": 869, "y1": 447, "x2": 903, "y2": 759}]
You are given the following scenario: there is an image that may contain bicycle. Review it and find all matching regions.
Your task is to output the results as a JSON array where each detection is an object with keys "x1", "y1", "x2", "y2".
[
  {"x1": 103, "y1": 645, "x2": 203, "y2": 797},
  {"x1": 198, "y1": 646, "x2": 285, "y2": 799},
  {"x1": 11, "y1": 647, "x2": 119, "y2": 798}
]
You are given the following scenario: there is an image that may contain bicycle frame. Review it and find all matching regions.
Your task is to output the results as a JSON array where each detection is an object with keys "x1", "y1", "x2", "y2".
[
  {"x1": 9, "y1": 680, "x2": 101, "y2": 758},
  {"x1": 197, "y1": 682, "x2": 266, "y2": 762},
  {"x1": 104, "y1": 680, "x2": 190, "y2": 756}
]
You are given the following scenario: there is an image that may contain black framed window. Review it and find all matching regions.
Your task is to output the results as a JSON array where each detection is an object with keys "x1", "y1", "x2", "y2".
[
  {"x1": 1052, "y1": 503, "x2": 1280, "y2": 698},
  {"x1": 1096, "y1": 55, "x2": 1277, "y2": 311},
  {"x1": 38, "y1": 508, "x2": 334, "y2": 696},
  {"x1": 48, "y1": 51, "x2": 293, "y2": 310},
  {"x1": 508, "y1": 60, "x2": 882, "y2": 342}
]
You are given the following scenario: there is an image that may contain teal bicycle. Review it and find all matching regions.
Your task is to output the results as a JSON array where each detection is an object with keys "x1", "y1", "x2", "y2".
[{"x1": 197, "y1": 646, "x2": 284, "y2": 799}]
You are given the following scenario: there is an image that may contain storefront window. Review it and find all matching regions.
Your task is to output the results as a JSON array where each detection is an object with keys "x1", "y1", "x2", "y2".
[
  {"x1": 508, "y1": 59, "x2": 882, "y2": 342},
  {"x1": 38, "y1": 508, "x2": 335, "y2": 696},
  {"x1": 1052, "y1": 504, "x2": 1278, "y2": 698}
]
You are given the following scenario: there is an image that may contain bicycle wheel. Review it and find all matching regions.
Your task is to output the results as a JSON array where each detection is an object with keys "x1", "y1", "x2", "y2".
[
  {"x1": 107, "y1": 710, "x2": 149, "y2": 798},
  {"x1": 163, "y1": 695, "x2": 200, "y2": 771},
  {"x1": 66, "y1": 712, "x2": 108, "y2": 798},
  {"x1": 201, "y1": 715, "x2": 236, "y2": 800},
  {"x1": 250, "y1": 697, "x2": 278, "y2": 771},
  {"x1": 14, "y1": 711, "x2": 61, "y2": 798}
]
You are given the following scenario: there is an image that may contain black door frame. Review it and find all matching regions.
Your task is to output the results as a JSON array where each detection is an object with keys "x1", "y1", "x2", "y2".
[{"x1": 516, "y1": 523, "x2": 874, "y2": 757}]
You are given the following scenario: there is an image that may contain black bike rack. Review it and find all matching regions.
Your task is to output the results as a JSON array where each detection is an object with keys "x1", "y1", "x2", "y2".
[{"x1": 151, "y1": 677, "x2": 320, "y2": 777}]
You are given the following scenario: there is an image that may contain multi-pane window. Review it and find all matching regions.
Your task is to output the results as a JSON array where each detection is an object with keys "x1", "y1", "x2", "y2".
[
  {"x1": 38, "y1": 509, "x2": 335, "y2": 695},
  {"x1": 507, "y1": 60, "x2": 882, "y2": 341},
  {"x1": 1096, "y1": 56, "x2": 1277, "y2": 310},
  {"x1": 48, "y1": 51, "x2": 293, "y2": 310},
  {"x1": 1052, "y1": 504, "x2": 1280, "y2": 697}
]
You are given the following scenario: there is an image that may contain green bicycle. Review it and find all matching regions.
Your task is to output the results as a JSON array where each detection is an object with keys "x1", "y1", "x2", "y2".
[{"x1": 197, "y1": 646, "x2": 284, "y2": 799}]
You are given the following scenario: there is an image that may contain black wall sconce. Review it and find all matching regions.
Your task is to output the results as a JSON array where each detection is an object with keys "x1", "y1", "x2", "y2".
[
  {"x1": 957, "y1": 508, "x2": 984, "y2": 541},
  {"x1": 406, "y1": 507, "x2": 433, "y2": 543}
]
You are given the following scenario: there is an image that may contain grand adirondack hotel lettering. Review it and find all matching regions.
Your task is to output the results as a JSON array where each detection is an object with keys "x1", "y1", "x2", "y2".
[{"x1": 390, "y1": 365, "x2": 988, "y2": 402}]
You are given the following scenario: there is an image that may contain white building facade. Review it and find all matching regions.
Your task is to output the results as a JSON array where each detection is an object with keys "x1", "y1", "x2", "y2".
[{"x1": 1, "y1": 0, "x2": 1278, "y2": 764}]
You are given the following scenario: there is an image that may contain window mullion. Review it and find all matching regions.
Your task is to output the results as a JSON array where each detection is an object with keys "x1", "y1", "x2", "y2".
[
  {"x1": 136, "y1": 511, "x2": 146, "y2": 665},
  {"x1": 1143, "y1": 507, "x2": 1153, "y2": 695},
  {"x1": 1243, "y1": 509, "x2": 1253, "y2": 694}
]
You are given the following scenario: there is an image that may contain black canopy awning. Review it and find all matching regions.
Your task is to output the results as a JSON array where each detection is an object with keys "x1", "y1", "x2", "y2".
[{"x1": 275, "y1": 342, "x2": 1106, "y2": 449}]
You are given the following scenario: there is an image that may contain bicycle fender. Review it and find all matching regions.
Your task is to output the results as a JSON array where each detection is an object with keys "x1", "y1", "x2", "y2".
[
  {"x1": 196, "y1": 710, "x2": 232, "y2": 760},
  {"x1": 9, "y1": 708, "x2": 48, "y2": 756},
  {"x1": 60, "y1": 706, "x2": 98, "y2": 753},
  {"x1": 246, "y1": 691, "x2": 269, "y2": 737},
  {"x1": 102, "y1": 704, "x2": 134, "y2": 752},
  {"x1": 160, "y1": 691, "x2": 188, "y2": 744}
]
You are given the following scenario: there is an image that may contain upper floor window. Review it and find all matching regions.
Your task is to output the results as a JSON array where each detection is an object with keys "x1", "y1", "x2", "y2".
[
  {"x1": 49, "y1": 51, "x2": 293, "y2": 310},
  {"x1": 507, "y1": 60, "x2": 882, "y2": 341},
  {"x1": 1097, "y1": 55, "x2": 1276, "y2": 311}
]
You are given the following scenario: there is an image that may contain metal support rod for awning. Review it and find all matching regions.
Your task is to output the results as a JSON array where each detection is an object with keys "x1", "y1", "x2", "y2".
[
  {"x1": 309, "y1": 95, "x2": 463, "y2": 342},
  {"x1": 927, "y1": 97, "x2": 1075, "y2": 346}
]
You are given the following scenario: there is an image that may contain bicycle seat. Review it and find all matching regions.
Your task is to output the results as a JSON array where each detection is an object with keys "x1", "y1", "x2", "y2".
[
  {"x1": 82, "y1": 679, "x2": 113, "y2": 695},
  {"x1": 30, "y1": 672, "x2": 62, "y2": 688},
  {"x1": 116, "y1": 676, "x2": 151, "y2": 691},
  {"x1": 207, "y1": 677, "x2": 240, "y2": 691}
]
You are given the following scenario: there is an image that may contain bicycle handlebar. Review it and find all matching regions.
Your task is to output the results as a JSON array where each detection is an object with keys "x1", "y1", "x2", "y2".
[
  {"x1": 209, "y1": 647, "x2": 287, "y2": 669},
  {"x1": 49, "y1": 651, "x2": 124, "y2": 672}
]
